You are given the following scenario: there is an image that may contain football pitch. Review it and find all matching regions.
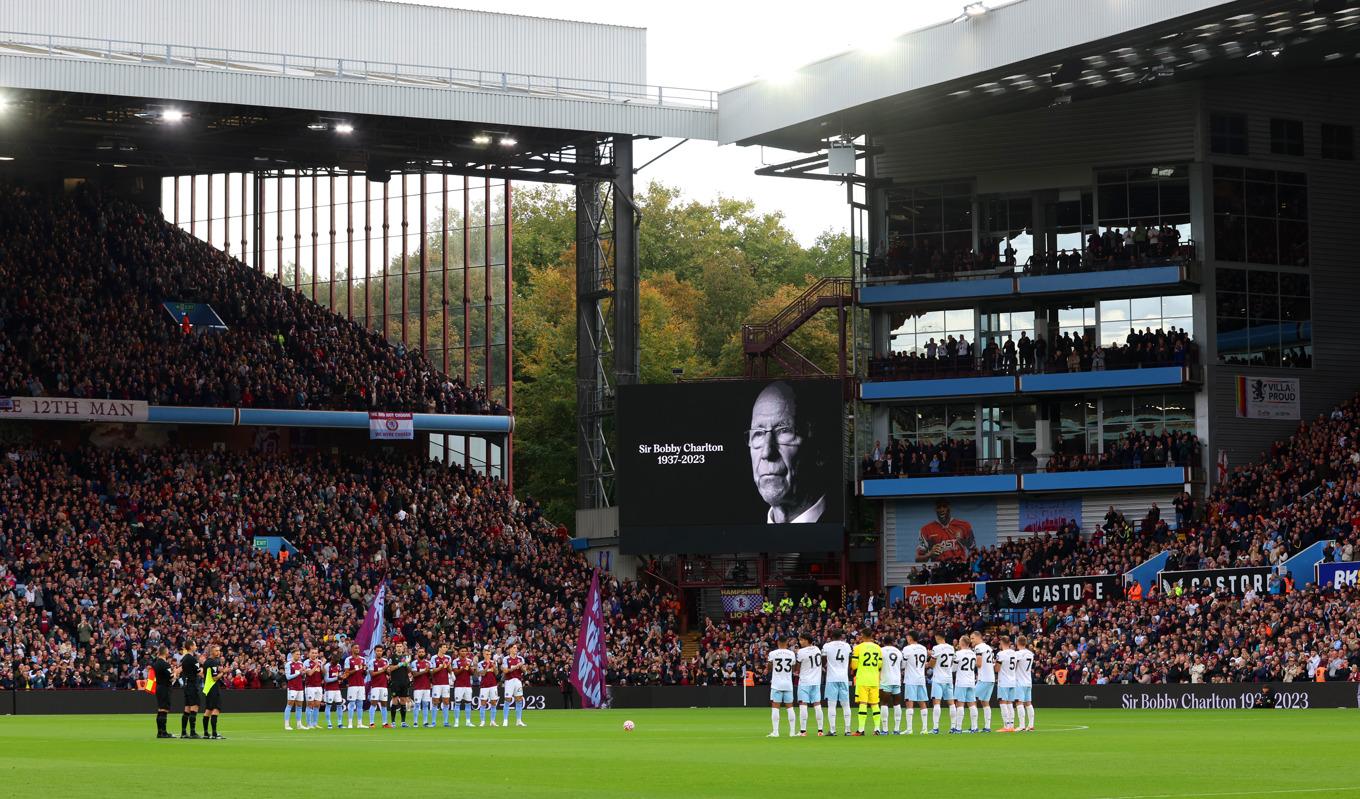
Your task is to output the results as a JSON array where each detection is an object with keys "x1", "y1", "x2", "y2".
[{"x1": 1, "y1": 708, "x2": 1357, "y2": 798}]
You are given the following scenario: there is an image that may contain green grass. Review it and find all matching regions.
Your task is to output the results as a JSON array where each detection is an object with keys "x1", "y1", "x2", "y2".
[{"x1": 1, "y1": 708, "x2": 1358, "y2": 798}]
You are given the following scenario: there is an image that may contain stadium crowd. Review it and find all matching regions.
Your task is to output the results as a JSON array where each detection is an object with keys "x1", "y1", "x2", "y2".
[
  {"x1": 0, "y1": 184, "x2": 498, "y2": 414},
  {"x1": 864, "y1": 225, "x2": 1193, "y2": 281},
  {"x1": 0, "y1": 444, "x2": 680, "y2": 691},
  {"x1": 867, "y1": 326, "x2": 1197, "y2": 381}
]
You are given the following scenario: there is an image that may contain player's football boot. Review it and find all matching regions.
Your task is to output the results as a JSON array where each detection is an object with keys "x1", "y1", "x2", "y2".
[
  {"x1": 766, "y1": 732, "x2": 779, "y2": 738},
  {"x1": 850, "y1": 731, "x2": 864, "y2": 736},
  {"x1": 816, "y1": 731, "x2": 824, "y2": 737}
]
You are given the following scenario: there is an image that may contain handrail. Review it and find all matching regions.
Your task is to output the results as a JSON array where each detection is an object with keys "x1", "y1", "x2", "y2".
[
  {"x1": 0, "y1": 30, "x2": 718, "y2": 110},
  {"x1": 743, "y1": 276, "x2": 852, "y2": 352}
]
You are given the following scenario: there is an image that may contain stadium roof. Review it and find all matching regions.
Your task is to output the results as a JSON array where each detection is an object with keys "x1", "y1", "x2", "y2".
[
  {"x1": 718, "y1": 0, "x2": 1360, "y2": 149},
  {"x1": 0, "y1": 0, "x2": 717, "y2": 181}
]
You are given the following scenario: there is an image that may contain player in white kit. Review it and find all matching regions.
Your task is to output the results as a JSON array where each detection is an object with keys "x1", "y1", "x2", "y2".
[
  {"x1": 970, "y1": 631, "x2": 996, "y2": 732},
  {"x1": 794, "y1": 634, "x2": 825, "y2": 736},
  {"x1": 928, "y1": 634, "x2": 955, "y2": 735},
  {"x1": 821, "y1": 630, "x2": 853, "y2": 736},
  {"x1": 1015, "y1": 635, "x2": 1036, "y2": 731},
  {"x1": 767, "y1": 637, "x2": 798, "y2": 738},
  {"x1": 901, "y1": 631, "x2": 931, "y2": 735},
  {"x1": 952, "y1": 635, "x2": 978, "y2": 734},
  {"x1": 878, "y1": 641, "x2": 903, "y2": 734},
  {"x1": 994, "y1": 636, "x2": 1020, "y2": 732}
]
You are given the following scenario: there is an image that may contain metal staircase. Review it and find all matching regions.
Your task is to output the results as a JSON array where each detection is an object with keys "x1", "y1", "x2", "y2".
[{"x1": 741, "y1": 276, "x2": 853, "y2": 379}]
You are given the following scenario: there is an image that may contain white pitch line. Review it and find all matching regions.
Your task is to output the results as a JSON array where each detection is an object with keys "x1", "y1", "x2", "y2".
[{"x1": 1091, "y1": 786, "x2": 1360, "y2": 799}]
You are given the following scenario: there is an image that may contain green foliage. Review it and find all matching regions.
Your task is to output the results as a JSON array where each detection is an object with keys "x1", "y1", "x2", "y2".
[{"x1": 510, "y1": 182, "x2": 851, "y2": 527}]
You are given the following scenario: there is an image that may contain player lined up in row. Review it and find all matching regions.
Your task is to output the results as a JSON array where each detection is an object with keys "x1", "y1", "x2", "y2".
[
  {"x1": 283, "y1": 642, "x2": 532, "y2": 731},
  {"x1": 766, "y1": 630, "x2": 1036, "y2": 738}
]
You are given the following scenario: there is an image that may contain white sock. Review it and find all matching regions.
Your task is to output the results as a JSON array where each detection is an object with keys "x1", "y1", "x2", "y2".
[
  {"x1": 921, "y1": 707, "x2": 931, "y2": 731},
  {"x1": 1001, "y1": 703, "x2": 1012, "y2": 727},
  {"x1": 893, "y1": 705, "x2": 902, "y2": 732},
  {"x1": 813, "y1": 703, "x2": 824, "y2": 732},
  {"x1": 983, "y1": 705, "x2": 992, "y2": 730},
  {"x1": 1026, "y1": 705, "x2": 1034, "y2": 728},
  {"x1": 798, "y1": 705, "x2": 807, "y2": 732},
  {"x1": 826, "y1": 704, "x2": 835, "y2": 734},
  {"x1": 879, "y1": 709, "x2": 888, "y2": 732},
  {"x1": 787, "y1": 707, "x2": 797, "y2": 736},
  {"x1": 1016, "y1": 704, "x2": 1027, "y2": 728},
  {"x1": 949, "y1": 705, "x2": 958, "y2": 730},
  {"x1": 969, "y1": 705, "x2": 978, "y2": 730},
  {"x1": 905, "y1": 706, "x2": 914, "y2": 734},
  {"x1": 843, "y1": 702, "x2": 851, "y2": 734},
  {"x1": 931, "y1": 704, "x2": 941, "y2": 731},
  {"x1": 771, "y1": 707, "x2": 780, "y2": 735}
]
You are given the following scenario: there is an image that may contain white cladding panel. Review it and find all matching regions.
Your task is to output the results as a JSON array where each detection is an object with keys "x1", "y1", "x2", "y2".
[
  {"x1": 717, "y1": 0, "x2": 1232, "y2": 145},
  {"x1": 0, "y1": 0, "x2": 646, "y2": 84}
]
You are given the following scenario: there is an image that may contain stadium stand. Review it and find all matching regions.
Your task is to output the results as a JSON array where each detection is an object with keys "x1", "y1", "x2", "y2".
[
  {"x1": 0, "y1": 185, "x2": 500, "y2": 414},
  {"x1": 0, "y1": 445, "x2": 679, "y2": 690},
  {"x1": 867, "y1": 327, "x2": 1197, "y2": 381}
]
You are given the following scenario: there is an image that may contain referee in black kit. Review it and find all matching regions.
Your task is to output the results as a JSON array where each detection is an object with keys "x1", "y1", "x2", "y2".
[
  {"x1": 179, "y1": 641, "x2": 202, "y2": 739},
  {"x1": 151, "y1": 645, "x2": 176, "y2": 739}
]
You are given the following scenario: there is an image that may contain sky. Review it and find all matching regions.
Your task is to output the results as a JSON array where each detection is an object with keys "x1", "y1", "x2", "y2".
[{"x1": 383, "y1": 0, "x2": 973, "y2": 245}]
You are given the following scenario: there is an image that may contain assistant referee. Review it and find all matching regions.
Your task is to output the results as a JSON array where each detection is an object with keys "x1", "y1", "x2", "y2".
[{"x1": 202, "y1": 643, "x2": 225, "y2": 739}]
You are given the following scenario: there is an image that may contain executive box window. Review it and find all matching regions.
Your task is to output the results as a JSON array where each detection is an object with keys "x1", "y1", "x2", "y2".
[
  {"x1": 1096, "y1": 166, "x2": 1191, "y2": 244},
  {"x1": 1216, "y1": 267, "x2": 1311, "y2": 368},
  {"x1": 888, "y1": 308, "x2": 974, "y2": 354},
  {"x1": 1212, "y1": 166, "x2": 1308, "y2": 267},
  {"x1": 886, "y1": 183, "x2": 973, "y2": 263},
  {"x1": 1322, "y1": 124, "x2": 1355, "y2": 161},
  {"x1": 889, "y1": 404, "x2": 978, "y2": 445},
  {"x1": 1210, "y1": 113, "x2": 1248, "y2": 155},
  {"x1": 1270, "y1": 118, "x2": 1305, "y2": 157},
  {"x1": 980, "y1": 195, "x2": 1034, "y2": 270},
  {"x1": 1057, "y1": 399, "x2": 1099, "y2": 456},
  {"x1": 1098, "y1": 295, "x2": 1194, "y2": 348},
  {"x1": 1100, "y1": 392, "x2": 1195, "y2": 451},
  {"x1": 1058, "y1": 306, "x2": 1097, "y2": 342}
]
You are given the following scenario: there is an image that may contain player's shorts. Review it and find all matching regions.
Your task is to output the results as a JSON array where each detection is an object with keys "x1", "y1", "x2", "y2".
[
  {"x1": 287, "y1": 689, "x2": 305, "y2": 702},
  {"x1": 304, "y1": 686, "x2": 324, "y2": 702},
  {"x1": 478, "y1": 687, "x2": 500, "y2": 704},
  {"x1": 432, "y1": 685, "x2": 450, "y2": 700},
  {"x1": 368, "y1": 687, "x2": 389, "y2": 702},
  {"x1": 796, "y1": 684, "x2": 822, "y2": 704},
  {"x1": 880, "y1": 684, "x2": 901, "y2": 697},
  {"x1": 955, "y1": 685, "x2": 976, "y2": 703},
  {"x1": 155, "y1": 688, "x2": 172, "y2": 709},
  {"x1": 183, "y1": 687, "x2": 202, "y2": 707},
  {"x1": 997, "y1": 686, "x2": 1016, "y2": 702},
  {"x1": 346, "y1": 686, "x2": 366, "y2": 702},
  {"x1": 854, "y1": 685, "x2": 880, "y2": 706},
  {"x1": 904, "y1": 684, "x2": 929, "y2": 703},
  {"x1": 391, "y1": 682, "x2": 412, "y2": 699},
  {"x1": 1015, "y1": 686, "x2": 1033, "y2": 702},
  {"x1": 413, "y1": 689, "x2": 432, "y2": 704},
  {"x1": 203, "y1": 687, "x2": 222, "y2": 711},
  {"x1": 769, "y1": 688, "x2": 794, "y2": 704},
  {"x1": 975, "y1": 681, "x2": 995, "y2": 702},
  {"x1": 454, "y1": 686, "x2": 474, "y2": 703},
  {"x1": 824, "y1": 681, "x2": 850, "y2": 703},
  {"x1": 930, "y1": 682, "x2": 954, "y2": 702},
  {"x1": 324, "y1": 689, "x2": 343, "y2": 704},
  {"x1": 504, "y1": 678, "x2": 524, "y2": 698}
]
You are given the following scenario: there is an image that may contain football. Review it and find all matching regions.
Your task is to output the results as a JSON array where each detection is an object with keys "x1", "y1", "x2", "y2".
[{"x1": 623, "y1": 720, "x2": 635, "y2": 731}]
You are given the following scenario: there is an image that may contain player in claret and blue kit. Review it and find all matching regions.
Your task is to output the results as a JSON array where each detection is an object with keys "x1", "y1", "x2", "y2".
[
  {"x1": 502, "y1": 644, "x2": 529, "y2": 727},
  {"x1": 342, "y1": 643, "x2": 368, "y2": 730}
]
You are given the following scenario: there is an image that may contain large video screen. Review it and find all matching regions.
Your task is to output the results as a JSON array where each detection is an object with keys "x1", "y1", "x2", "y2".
[{"x1": 617, "y1": 379, "x2": 845, "y2": 554}]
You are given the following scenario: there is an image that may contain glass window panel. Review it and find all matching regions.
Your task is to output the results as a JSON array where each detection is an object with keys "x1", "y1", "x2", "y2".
[
  {"x1": 1246, "y1": 218, "x2": 1278, "y2": 265},
  {"x1": 1160, "y1": 181, "x2": 1190, "y2": 216},
  {"x1": 1215, "y1": 215, "x2": 1246, "y2": 262},
  {"x1": 1099, "y1": 299, "x2": 1130, "y2": 323},
  {"x1": 1216, "y1": 268, "x2": 1247, "y2": 292},
  {"x1": 917, "y1": 310, "x2": 945, "y2": 333},
  {"x1": 1102, "y1": 396, "x2": 1133, "y2": 429},
  {"x1": 1130, "y1": 297, "x2": 1162, "y2": 323},
  {"x1": 1280, "y1": 295, "x2": 1310, "y2": 322},
  {"x1": 1276, "y1": 183, "x2": 1308, "y2": 220},
  {"x1": 1102, "y1": 320, "x2": 1131, "y2": 348},
  {"x1": 1245, "y1": 180, "x2": 1276, "y2": 218},
  {"x1": 1249, "y1": 293, "x2": 1280, "y2": 320},
  {"x1": 1278, "y1": 221, "x2": 1309, "y2": 267},
  {"x1": 1164, "y1": 317, "x2": 1194, "y2": 337},
  {"x1": 1134, "y1": 396, "x2": 1164, "y2": 432},
  {"x1": 1248, "y1": 270, "x2": 1279, "y2": 294},
  {"x1": 1097, "y1": 184, "x2": 1128, "y2": 221},
  {"x1": 915, "y1": 199, "x2": 943, "y2": 234},
  {"x1": 944, "y1": 308, "x2": 974, "y2": 332},
  {"x1": 1058, "y1": 307, "x2": 1087, "y2": 328},
  {"x1": 1279, "y1": 273, "x2": 1309, "y2": 297},
  {"x1": 1278, "y1": 171, "x2": 1307, "y2": 186},
  {"x1": 918, "y1": 405, "x2": 947, "y2": 441},
  {"x1": 1128, "y1": 182, "x2": 1159, "y2": 219},
  {"x1": 1217, "y1": 291, "x2": 1247, "y2": 318},
  {"x1": 942, "y1": 196, "x2": 972, "y2": 231},
  {"x1": 1162, "y1": 294, "x2": 1192, "y2": 318}
]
